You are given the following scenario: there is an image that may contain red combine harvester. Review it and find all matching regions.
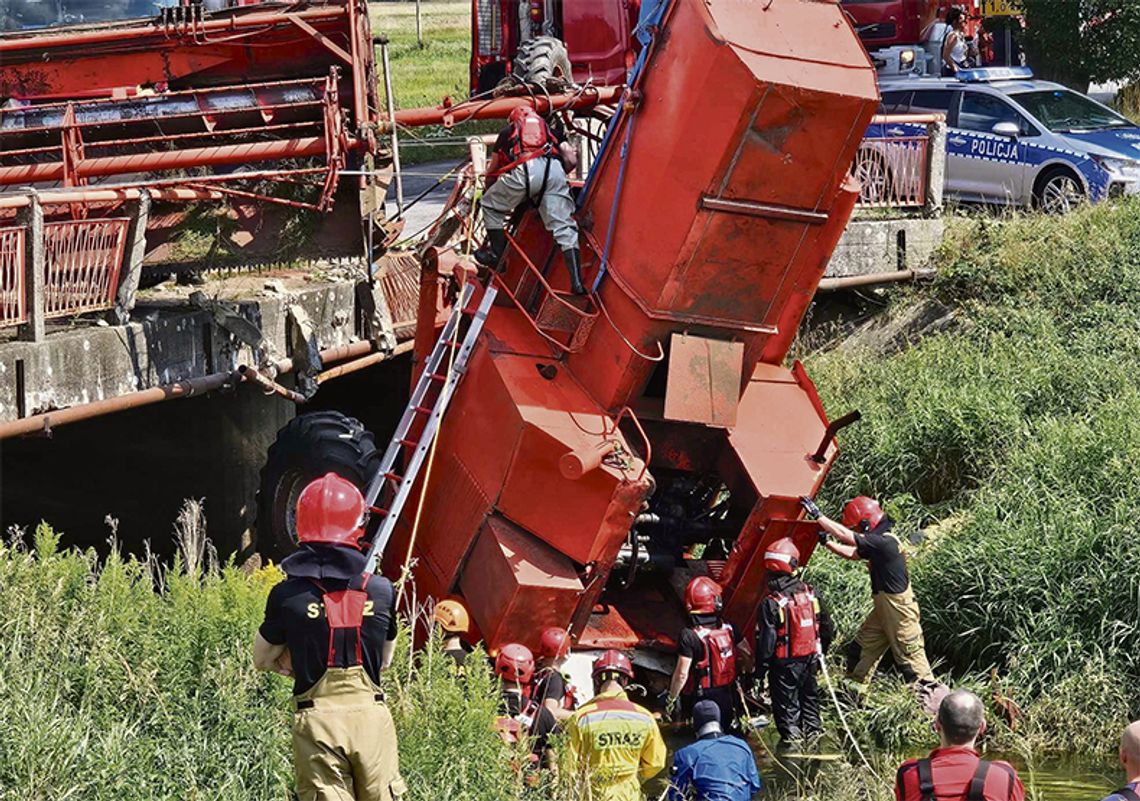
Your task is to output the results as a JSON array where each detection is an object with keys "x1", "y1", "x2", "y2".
[
  {"x1": 0, "y1": 0, "x2": 386, "y2": 259},
  {"x1": 261, "y1": 0, "x2": 879, "y2": 666}
]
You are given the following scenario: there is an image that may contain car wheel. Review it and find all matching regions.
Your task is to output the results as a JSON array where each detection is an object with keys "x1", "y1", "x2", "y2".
[
  {"x1": 852, "y1": 149, "x2": 892, "y2": 205},
  {"x1": 1034, "y1": 169, "x2": 1085, "y2": 214}
]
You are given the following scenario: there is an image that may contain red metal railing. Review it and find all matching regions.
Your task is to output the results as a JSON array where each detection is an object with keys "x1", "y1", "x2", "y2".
[
  {"x1": 855, "y1": 114, "x2": 944, "y2": 210},
  {"x1": 0, "y1": 227, "x2": 28, "y2": 326},
  {"x1": 42, "y1": 219, "x2": 130, "y2": 319}
]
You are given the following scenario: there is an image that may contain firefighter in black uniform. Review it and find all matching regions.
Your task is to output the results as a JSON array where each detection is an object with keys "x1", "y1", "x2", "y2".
[
  {"x1": 253, "y1": 472, "x2": 406, "y2": 801},
  {"x1": 665, "y1": 576, "x2": 744, "y2": 732},
  {"x1": 755, "y1": 537, "x2": 834, "y2": 751}
]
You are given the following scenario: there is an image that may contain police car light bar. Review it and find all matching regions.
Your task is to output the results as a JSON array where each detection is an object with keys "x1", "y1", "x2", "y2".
[{"x1": 957, "y1": 66, "x2": 1034, "y2": 83}]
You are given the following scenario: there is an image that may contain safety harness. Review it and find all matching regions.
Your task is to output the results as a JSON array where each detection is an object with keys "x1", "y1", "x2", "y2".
[
  {"x1": 1114, "y1": 787, "x2": 1140, "y2": 801},
  {"x1": 487, "y1": 108, "x2": 558, "y2": 204},
  {"x1": 690, "y1": 622, "x2": 737, "y2": 691},
  {"x1": 311, "y1": 573, "x2": 372, "y2": 667},
  {"x1": 534, "y1": 666, "x2": 578, "y2": 711},
  {"x1": 773, "y1": 589, "x2": 821, "y2": 660},
  {"x1": 903, "y1": 758, "x2": 1016, "y2": 801}
]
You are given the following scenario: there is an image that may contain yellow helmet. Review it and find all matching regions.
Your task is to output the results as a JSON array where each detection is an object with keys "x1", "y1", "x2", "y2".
[{"x1": 432, "y1": 599, "x2": 470, "y2": 634}]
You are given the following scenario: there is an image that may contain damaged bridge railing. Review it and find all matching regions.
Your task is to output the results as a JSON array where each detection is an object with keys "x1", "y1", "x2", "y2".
[{"x1": 854, "y1": 113, "x2": 947, "y2": 213}]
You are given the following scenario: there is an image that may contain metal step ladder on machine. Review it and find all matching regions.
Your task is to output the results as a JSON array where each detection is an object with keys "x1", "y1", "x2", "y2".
[{"x1": 362, "y1": 283, "x2": 497, "y2": 573}]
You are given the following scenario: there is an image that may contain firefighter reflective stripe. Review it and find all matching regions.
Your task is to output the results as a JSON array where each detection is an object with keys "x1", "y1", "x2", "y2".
[
  {"x1": 774, "y1": 590, "x2": 820, "y2": 660},
  {"x1": 691, "y1": 623, "x2": 737, "y2": 690}
]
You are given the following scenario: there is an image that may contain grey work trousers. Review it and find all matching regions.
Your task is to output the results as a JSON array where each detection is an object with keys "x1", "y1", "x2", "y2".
[{"x1": 481, "y1": 156, "x2": 579, "y2": 251}]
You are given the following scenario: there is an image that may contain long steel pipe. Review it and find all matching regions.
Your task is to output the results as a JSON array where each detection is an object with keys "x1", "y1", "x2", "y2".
[
  {"x1": 816, "y1": 269, "x2": 936, "y2": 292},
  {"x1": 390, "y1": 86, "x2": 623, "y2": 129}
]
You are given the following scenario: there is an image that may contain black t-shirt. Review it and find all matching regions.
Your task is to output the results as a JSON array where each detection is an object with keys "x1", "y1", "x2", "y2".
[
  {"x1": 259, "y1": 573, "x2": 398, "y2": 695},
  {"x1": 533, "y1": 667, "x2": 568, "y2": 708},
  {"x1": 501, "y1": 690, "x2": 558, "y2": 746},
  {"x1": 854, "y1": 520, "x2": 910, "y2": 595}
]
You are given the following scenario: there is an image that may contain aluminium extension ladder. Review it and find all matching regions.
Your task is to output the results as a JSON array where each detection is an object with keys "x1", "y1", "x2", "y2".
[{"x1": 362, "y1": 282, "x2": 497, "y2": 573}]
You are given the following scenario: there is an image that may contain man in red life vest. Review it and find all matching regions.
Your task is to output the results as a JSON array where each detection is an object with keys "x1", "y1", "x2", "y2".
[
  {"x1": 755, "y1": 537, "x2": 834, "y2": 751},
  {"x1": 253, "y1": 473, "x2": 406, "y2": 801},
  {"x1": 533, "y1": 626, "x2": 577, "y2": 722},
  {"x1": 665, "y1": 577, "x2": 745, "y2": 732},
  {"x1": 895, "y1": 690, "x2": 1025, "y2": 801},
  {"x1": 475, "y1": 106, "x2": 585, "y2": 294}
]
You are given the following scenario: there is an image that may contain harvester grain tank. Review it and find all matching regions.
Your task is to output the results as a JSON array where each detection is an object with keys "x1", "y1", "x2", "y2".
[{"x1": 305, "y1": 0, "x2": 880, "y2": 657}]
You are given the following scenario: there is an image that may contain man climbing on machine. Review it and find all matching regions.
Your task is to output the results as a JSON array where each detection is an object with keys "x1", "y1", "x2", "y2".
[{"x1": 474, "y1": 106, "x2": 585, "y2": 294}]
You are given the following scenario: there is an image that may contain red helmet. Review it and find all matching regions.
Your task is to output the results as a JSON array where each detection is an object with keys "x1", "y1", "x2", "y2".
[
  {"x1": 843, "y1": 496, "x2": 885, "y2": 532},
  {"x1": 295, "y1": 473, "x2": 365, "y2": 546},
  {"x1": 763, "y1": 537, "x2": 801, "y2": 574},
  {"x1": 684, "y1": 576, "x2": 723, "y2": 614},
  {"x1": 495, "y1": 643, "x2": 535, "y2": 685},
  {"x1": 538, "y1": 627, "x2": 571, "y2": 661},
  {"x1": 591, "y1": 649, "x2": 634, "y2": 683}
]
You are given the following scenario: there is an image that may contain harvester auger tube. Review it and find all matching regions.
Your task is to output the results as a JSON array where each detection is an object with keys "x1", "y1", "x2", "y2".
[{"x1": 811, "y1": 410, "x2": 863, "y2": 464}]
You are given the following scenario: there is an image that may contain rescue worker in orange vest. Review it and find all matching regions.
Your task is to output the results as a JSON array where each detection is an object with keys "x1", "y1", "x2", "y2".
[
  {"x1": 533, "y1": 626, "x2": 578, "y2": 722},
  {"x1": 755, "y1": 537, "x2": 835, "y2": 751},
  {"x1": 253, "y1": 473, "x2": 406, "y2": 801},
  {"x1": 895, "y1": 690, "x2": 1025, "y2": 801},
  {"x1": 494, "y1": 643, "x2": 559, "y2": 762},
  {"x1": 664, "y1": 577, "x2": 744, "y2": 732},
  {"x1": 432, "y1": 599, "x2": 471, "y2": 670},
  {"x1": 475, "y1": 106, "x2": 585, "y2": 294},
  {"x1": 802, "y1": 495, "x2": 937, "y2": 693},
  {"x1": 563, "y1": 650, "x2": 666, "y2": 801}
]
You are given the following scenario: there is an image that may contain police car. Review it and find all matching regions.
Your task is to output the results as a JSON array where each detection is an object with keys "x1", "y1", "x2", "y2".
[{"x1": 876, "y1": 67, "x2": 1140, "y2": 212}]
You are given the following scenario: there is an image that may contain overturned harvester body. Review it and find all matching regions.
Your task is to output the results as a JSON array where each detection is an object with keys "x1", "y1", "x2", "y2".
[{"x1": 379, "y1": 0, "x2": 878, "y2": 655}]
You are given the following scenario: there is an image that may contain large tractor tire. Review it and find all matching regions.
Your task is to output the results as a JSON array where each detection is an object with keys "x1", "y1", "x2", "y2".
[
  {"x1": 256, "y1": 410, "x2": 380, "y2": 560},
  {"x1": 511, "y1": 36, "x2": 572, "y2": 88}
]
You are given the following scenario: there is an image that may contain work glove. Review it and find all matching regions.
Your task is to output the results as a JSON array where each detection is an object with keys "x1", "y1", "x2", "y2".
[
  {"x1": 817, "y1": 529, "x2": 829, "y2": 546},
  {"x1": 657, "y1": 691, "x2": 678, "y2": 722},
  {"x1": 799, "y1": 496, "x2": 821, "y2": 520}
]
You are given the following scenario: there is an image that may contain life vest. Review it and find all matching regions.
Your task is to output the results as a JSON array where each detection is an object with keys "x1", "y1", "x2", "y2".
[
  {"x1": 908, "y1": 757, "x2": 1006, "y2": 801},
  {"x1": 773, "y1": 589, "x2": 821, "y2": 661},
  {"x1": 690, "y1": 622, "x2": 737, "y2": 691},
  {"x1": 489, "y1": 109, "x2": 558, "y2": 179},
  {"x1": 534, "y1": 667, "x2": 577, "y2": 711},
  {"x1": 309, "y1": 573, "x2": 371, "y2": 666}
]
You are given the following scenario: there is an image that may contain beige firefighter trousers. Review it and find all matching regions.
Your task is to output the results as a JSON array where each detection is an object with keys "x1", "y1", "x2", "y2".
[
  {"x1": 292, "y1": 667, "x2": 406, "y2": 801},
  {"x1": 850, "y1": 585, "x2": 935, "y2": 685}
]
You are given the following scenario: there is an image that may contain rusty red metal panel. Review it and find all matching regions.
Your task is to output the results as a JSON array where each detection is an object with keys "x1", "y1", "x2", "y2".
[
  {"x1": 0, "y1": 227, "x2": 27, "y2": 327},
  {"x1": 663, "y1": 333, "x2": 743, "y2": 428},
  {"x1": 42, "y1": 218, "x2": 129, "y2": 319},
  {"x1": 458, "y1": 515, "x2": 584, "y2": 654}
]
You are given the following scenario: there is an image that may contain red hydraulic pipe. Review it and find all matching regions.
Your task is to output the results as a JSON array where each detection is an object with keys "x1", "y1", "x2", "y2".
[
  {"x1": 391, "y1": 86, "x2": 623, "y2": 129},
  {"x1": 0, "y1": 137, "x2": 331, "y2": 186}
]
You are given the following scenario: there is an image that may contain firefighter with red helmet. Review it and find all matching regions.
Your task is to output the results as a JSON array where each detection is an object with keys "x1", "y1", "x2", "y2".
[
  {"x1": 802, "y1": 494, "x2": 936, "y2": 693},
  {"x1": 533, "y1": 626, "x2": 578, "y2": 722},
  {"x1": 253, "y1": 473, "x2": 406, "y2": 801},
  {"x1": 755, "y1": 537, "x2": 834, "y2": 750},
  {"x1": 494, "y1": 643, "x2": 558, "y2": 760},
  {"x1": 474, "y1": 106, "x2": 585, "y2": 294},
  {"x1": 564, "y1": 650, "x2": 666, "y2": 801},
  {"x1": 664, "y1": 576, "x2": 745, "y2": 732}
]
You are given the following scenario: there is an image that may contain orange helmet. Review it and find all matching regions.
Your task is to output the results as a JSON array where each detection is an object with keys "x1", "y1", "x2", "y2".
[
  {"x1": 432, "y1": 599, "x2": 470, "y2": 634},
  {"x1": 495, "y1": 643, "x2": 535, "y2": 685},
  {"x1": 763, "y1": 537, "x2": 801, "y2": 574},
  {"x1": 295, "y1": 473, "x2": 365, "y2": 547},
  {"x1": 538, "y1": 626, "x2": 571, "y2": 661},
  {"x1": 842, "y1": 496, "x2": 885, "y2": 532},
  {"x1": 684, "y1": 576, "x2": 723, "y2": 614},
  {"x1": 592, "y1": 649, "x2": 634, "y2": 683}
]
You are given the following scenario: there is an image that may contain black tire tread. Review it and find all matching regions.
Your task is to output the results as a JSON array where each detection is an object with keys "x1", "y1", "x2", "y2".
[{"x1": 512, "y1": 36, "x2": 572, "y2": 86}]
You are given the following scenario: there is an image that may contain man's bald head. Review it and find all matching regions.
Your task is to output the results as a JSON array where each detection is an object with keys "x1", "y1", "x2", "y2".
[
  {"x1": 937, "y1": 690, "x2": 985, "y2": 746},
  {"x1": 1121, "y1": 721, "x2": 1140, "y2": 774}
]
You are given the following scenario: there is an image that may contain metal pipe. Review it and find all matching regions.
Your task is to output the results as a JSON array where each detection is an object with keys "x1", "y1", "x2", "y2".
[
  {"x1": 315, "y1": 339, "x2": 414, "y2": 384},
  {"x1": 0, "y1": 137, "x2": 332, "y2": 186},
  {"x1": 390, "y1": 85, "x2": 623, "y2": 129},
  {"x1": 0, "y1": 187, "x2": 225, "y2": 210},
  {"x1": 810, "y1": 410, "x2": 862, "y2": 464},
  {"x1": 560, "y1": 440, "x2": 618, "y2": 480},
  {"x1": 379, "y1": 37, "x2": 404, "y2": 214},
  {"x1": 237, "y1": 365, "x2": 307, "y2": 403},
  {"x1": 816, "y1": 269, "x2": 935, "y2": 292}
]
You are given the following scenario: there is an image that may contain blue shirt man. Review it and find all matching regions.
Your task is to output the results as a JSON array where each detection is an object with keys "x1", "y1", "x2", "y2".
[
  {"x1": 1099, "y1": 721, "x2": 1140, "y2": 801},
  {"x1": 668, "y1": 699, "x2": 762, "y2": 801}
]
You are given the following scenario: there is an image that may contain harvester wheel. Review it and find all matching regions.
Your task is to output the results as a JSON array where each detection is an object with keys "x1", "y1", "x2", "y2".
[
  {"x1": 511, "y1": 36, "x2": 572, "y2": 89},
  {"x1": 256, "y1": 410, "x2": 380, "y2": 560}
]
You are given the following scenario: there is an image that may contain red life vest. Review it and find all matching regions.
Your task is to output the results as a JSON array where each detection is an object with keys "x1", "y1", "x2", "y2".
[
  {"x1": 773, "y1": 589, "x2": 821, "y2": 660},
  {"x1": 490, "y1": 109, "x2": 557, "y2": 177},
  {"x1": 690, "y1": 622, "x2": 737, "y2": 691},
  {"x1": 310, "y1": 573, "x2": 371, "y2": 666}
]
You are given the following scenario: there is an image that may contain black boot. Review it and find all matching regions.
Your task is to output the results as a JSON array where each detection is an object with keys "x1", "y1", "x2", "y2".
[
  {"x1": 474, "y1": 229, "x2": 507, "y2": 270},
  {"x1": 563, "y1": 247, "x2": 586, "y2": 295}
]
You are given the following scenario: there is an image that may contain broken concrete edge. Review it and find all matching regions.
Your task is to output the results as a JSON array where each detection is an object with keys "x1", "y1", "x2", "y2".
[
  {"x1": 0, "y1": 278, "x2": 367, "y2": 425},
  {"x1": 825, "y1": 218, "x2": 945, "y2": 280}
]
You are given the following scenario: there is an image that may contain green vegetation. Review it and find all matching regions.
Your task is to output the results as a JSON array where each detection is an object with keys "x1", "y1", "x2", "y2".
[
  {"x1": 802, "y1": 199, "x2": 1140, "y2": 760},
  {"x1": 370, "y1": 1, "x2": 471, "y2": 109}
]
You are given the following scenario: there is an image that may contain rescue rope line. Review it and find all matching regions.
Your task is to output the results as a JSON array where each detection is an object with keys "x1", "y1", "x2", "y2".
[{"x1": 817, "y1": 654, "x2": 877, "y2": 775}]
